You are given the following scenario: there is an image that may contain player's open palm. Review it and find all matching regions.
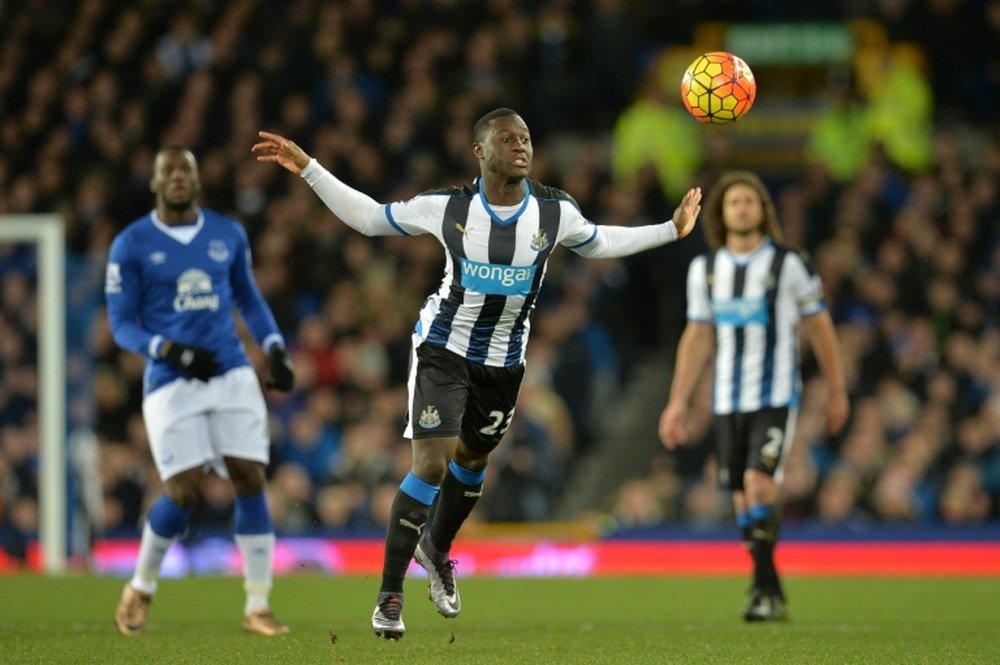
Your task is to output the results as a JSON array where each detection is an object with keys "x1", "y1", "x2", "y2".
[
  {"x1": 252, "y1": 131, "x2": 311, "y2": 174},
  {"x1": 672, "y1": 187, "x2": 702, "y2": 239},
  {"x1": 658, "y1": 403, "x2": 689, "y2": 450}
]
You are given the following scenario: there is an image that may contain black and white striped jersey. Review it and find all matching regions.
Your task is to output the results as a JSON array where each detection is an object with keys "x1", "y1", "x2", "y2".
[
  {"x1": 387, "y1": 178, "x2": 597, "y2": 367},
  {"x1": 299, "y1": 159, "x2": 680, "y2": 368},
  {"x1": 686, "y1": 239, "x2": 826, "y2": 414}
]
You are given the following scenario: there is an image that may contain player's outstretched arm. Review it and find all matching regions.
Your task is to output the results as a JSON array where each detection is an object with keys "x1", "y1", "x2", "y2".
[
  {"x1": 672, "y1": 187, "x2": 702, "y2": 239},
  {"x1": 252, "y1": 131, "x2": 311, "y2": 175},
  {"x1": 568, "y1": 186, "x2": 702, "y2": 259},
  {"x1": 253, "y1": 131, "x2": 394, "y2": 237}
]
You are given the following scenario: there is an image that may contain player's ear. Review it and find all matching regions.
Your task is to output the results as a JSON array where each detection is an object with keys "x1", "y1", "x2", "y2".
[{"x1": 473, "y1": 142, "x2": 483, "y2": 159}]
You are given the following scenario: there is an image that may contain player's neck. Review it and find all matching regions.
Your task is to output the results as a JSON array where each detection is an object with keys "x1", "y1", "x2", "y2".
[
  {"x1": 157, "y1": 205, "x2": 199, "y2": 226},
  {"x1": 480, "y1": 174, "x2": 526, "y2": 206},
  {"x1": 725, "y1": 232, "x2": 765, "y2": 255}
]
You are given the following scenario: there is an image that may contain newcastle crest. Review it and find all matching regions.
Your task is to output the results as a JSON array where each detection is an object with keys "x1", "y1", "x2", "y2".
[
  {"x1": 419, "y1": 405, "x2": 442, "y2": 429},
  {"x1": 530, "y1": 229, "x2": 550, "y2": 252}
]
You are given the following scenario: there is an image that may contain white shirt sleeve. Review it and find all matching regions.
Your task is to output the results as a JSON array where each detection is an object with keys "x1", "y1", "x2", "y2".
[
  {"x1": 560, "y1": 203, "x2": 679, "y2": 259},
  {"x1": 299, "y1": 159, "x2": 400, "y2": 236},
  {"x1": 686, "y1": 255, "x2": 712, "y2": 322},
  {"x1": 785, "y1": 252, "x2": 826, "y2": 317}
]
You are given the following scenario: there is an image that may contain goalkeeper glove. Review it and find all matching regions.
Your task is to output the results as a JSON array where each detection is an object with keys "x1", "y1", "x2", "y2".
[
  {"x1": 266, "y1": 346, "x2": 295, "y2": 392},
  {"x1": 164, "y1": 342, "x2": 219, "y2": 382}
]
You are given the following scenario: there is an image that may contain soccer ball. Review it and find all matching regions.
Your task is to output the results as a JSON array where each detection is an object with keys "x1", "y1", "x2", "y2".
[{"x1": 680, "y1": 52, "x2": 756, "y2": 124}]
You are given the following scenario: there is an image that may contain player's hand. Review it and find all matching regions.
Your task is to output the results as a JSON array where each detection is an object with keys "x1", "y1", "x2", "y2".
[
  {"x1": 671, "y1": 187, "x2": 702, "y2": 239},
  {"x1": 252, "y1": 131, "x2": 312, "y2": 174},
  {"x1": 265, "y1": 346, "x2": 295, "y2": 392},
  {"x1": 164, "y1": 342, "x2": 219, "y2": 382},
  {"x1": 826, "y1": 388, "x2": 850, "y2": 435},
  {"x1": 658, "y1": 402, "x2": 689, "y2": 450}
]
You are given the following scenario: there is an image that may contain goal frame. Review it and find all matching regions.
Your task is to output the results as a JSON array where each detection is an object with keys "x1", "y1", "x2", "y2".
[{"x1": 0, "y1": 215, "x2": 66, "y2": 574}]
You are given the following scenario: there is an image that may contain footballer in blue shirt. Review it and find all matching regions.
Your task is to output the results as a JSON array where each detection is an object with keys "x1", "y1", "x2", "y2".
[{"x1": 106, "y1": 145, "x2": 294, "y2": 637}]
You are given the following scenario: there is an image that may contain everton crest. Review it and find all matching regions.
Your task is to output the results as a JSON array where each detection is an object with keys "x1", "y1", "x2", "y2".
[{"x1": 208, "y1": 239, "x2": 230, "y2": 262}]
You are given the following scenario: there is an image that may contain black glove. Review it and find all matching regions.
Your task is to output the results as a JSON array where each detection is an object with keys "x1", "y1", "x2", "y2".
[
  {"x1": 164, "y1": 342, "x2": 219, "y2": 382},
  {"x1": 266, "y1": 346, "x2": 295, "y2": 392}
]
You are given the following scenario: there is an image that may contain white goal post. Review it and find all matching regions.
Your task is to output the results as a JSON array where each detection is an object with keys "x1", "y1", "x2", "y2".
[{"x1": 0, "y1": 215, "x2": 66, "y2": 574}]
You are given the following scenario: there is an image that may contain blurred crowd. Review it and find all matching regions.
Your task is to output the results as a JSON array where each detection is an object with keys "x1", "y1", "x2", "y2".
[{"x1": 0, "y1": 0, "x2": 998, "y2": 561}]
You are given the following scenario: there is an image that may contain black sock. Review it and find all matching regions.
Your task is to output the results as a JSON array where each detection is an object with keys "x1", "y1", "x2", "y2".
[
  {"x1": 380, "y1": 490, "x2": 431, "y2": 593},
  {"x1": 428, "y1": 467, "x2": 484, "y2": 553},
  {"x1": 749, "y1": 505, "x2": 782, "y2": 597}
]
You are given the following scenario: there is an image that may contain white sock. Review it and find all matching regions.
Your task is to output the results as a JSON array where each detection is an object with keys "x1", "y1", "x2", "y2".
[
  {"x1": 235, "y1": 533, "x2": 275, "y2": 615},
  {"x1": 130, "y1": 522, "x2": 175, "y2": 595}
]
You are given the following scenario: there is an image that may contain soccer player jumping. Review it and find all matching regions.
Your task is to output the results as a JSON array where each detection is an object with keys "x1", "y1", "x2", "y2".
[
  {"x1": 254, "y1": 108, "x2": 702, "y2": 639},
  {"x1": 106, "y1": 145, "x2": 295, "y2": 636},
  {"x1": 659, "y1": 170, "x2": 850, "y2": 621}
]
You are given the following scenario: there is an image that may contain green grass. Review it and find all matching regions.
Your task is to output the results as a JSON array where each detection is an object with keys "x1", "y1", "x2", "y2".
[{"x1": 2, "y1": 575, "x2": 998, "y2": 664}]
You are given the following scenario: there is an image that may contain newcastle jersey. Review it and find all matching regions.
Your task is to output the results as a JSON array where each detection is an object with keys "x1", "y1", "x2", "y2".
[
  {"x1": 387, "y1": 179, "x2": 598, "y2": 367},
  {"x1": 686, "y1": 239, "x2": 826, "y2": 414},
  {"x1": 300, "y1": 158, "x2": 680, "y2": 369}
]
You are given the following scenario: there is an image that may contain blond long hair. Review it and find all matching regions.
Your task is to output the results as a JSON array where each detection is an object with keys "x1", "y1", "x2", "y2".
[{"x1": 701, "y1": 171, "x2": 782, "y2": 250}]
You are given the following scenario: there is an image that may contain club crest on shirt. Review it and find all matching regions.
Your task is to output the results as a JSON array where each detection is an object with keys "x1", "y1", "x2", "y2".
[
  {"x1": 208, "y1": 239, "x2": 229, "y2": 262},
  {"x1": 530, "y1": 229, "x2": 550, "y2": 252},
  {"x1": 419, "y1": 405, "x2": 442, "y2": 429}
]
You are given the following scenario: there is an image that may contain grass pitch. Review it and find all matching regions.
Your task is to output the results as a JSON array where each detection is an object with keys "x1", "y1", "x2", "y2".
[{"x1": 2, "y1": 575, "x2": 997, "y2": 664}]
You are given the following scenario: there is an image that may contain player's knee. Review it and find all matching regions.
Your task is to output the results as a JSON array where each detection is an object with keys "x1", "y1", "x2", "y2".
[
  {"x1": 225, "y1": 457, "x2": 266, "y2": 494},
  {"x1": 411, "y1": 437, "x2": 460, "y2": 483},
  {"x1": 163, "y1": 467, "x2": 203, "y2": 506},
  {"x1": 454, "y1": 443, "x2": 489, "y2": 472},
  {"x1": 412, "y1": 457, "x2": 449, "y2": 485},
  {"x1": 164, "y1": 481, "x2": 200, "y2": 507},
  {"x1": 743, "y1": 469, "x2": 777, "y2": 504},
  {"x1": 410, "y1": 446, "x2": 450, "y2": 483}
]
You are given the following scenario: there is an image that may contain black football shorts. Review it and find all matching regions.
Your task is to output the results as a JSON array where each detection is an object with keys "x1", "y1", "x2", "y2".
[
  {"x1": 405, "y1": 342, "x2": 525, "y2": 454},
  {"x1": 713, "y1": 407, "x2": 797, "y2": 490}
]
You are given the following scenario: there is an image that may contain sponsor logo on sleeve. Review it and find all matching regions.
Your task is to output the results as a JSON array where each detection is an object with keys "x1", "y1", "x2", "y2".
[{"x1": 105, "y1": 263, "x2": 122, "y2": 294}]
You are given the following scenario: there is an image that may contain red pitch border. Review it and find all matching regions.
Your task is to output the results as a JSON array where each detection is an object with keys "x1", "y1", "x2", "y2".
[{"x1": 37, "y1": 539, "x2": 1000, "y2": 577}]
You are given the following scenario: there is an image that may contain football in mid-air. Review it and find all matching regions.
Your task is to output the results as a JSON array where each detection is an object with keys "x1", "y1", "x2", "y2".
[{"x1": 680, "y1": 52, "x2": 756, "y2": 124}]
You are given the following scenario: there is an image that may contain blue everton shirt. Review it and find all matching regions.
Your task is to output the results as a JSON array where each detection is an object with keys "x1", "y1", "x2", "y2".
[{"x1": 105, "y1": 208, "x2": 284, "y2": 394}]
